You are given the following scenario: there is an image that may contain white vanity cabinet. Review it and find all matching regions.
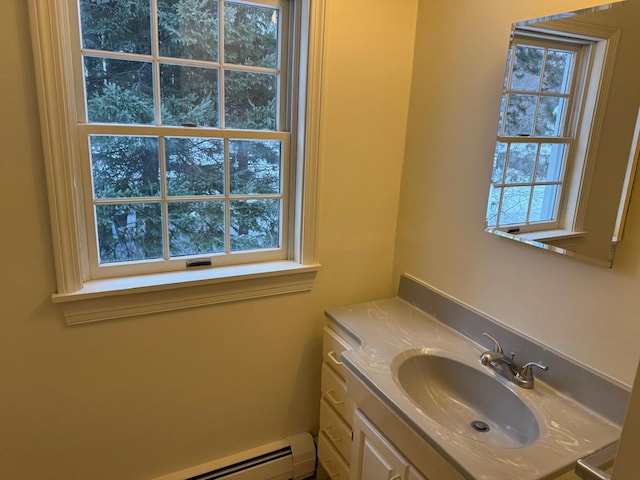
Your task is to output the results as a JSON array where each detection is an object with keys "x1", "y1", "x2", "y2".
[
  {"x1": 318, "y1": 324, "x2": 356, "y2": 479},
  {"x1": 351, "y1": 409, "x2": 427, "y2": 480}
]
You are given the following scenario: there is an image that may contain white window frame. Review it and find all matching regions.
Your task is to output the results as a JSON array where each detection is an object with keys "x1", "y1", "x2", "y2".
[
  {"x1": 76, "y1": 0, "x2": 293, "y2": 279},
  {"x1": 28, "y1": 0, "x2": 325, "y2": 324},
  {"x1": 487, "y1": 19, "x2": 620, "y2": 241},
  {"x1": 491, "y1": 34, "x2": 585, "y2": 233}
]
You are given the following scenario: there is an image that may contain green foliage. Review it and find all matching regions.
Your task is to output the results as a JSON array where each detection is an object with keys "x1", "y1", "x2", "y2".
[
  {"x1": 224, "y1": 2, "x2": 278, "y2": 68},
  {"x1": 159, "y1": 64, "x2": 219, "y2": 127},
  {"x1": 79, "y1": 0, "x2": 152, "y2": 53},
  {"x1": 91, "y1": 136, "x2": 160, "y2": 198},
  {"x1": 168, "y1": 202, "x2": 225, "y2": 256},
  {"x1": 230, "y1": 199, "x2": 280, "y2": 250},
  {"x1": 96, "y1": 203, "x2": 163, "y2": 262},
  {"x1": 166, "y1": 137, "x2": 224, "y2": 196},
  {"x1": 87, "y1": 81, "x2": 154, "y2": 124},
  {"x1": 159, "y1": 0, "x2": 218, "y2": 60}
]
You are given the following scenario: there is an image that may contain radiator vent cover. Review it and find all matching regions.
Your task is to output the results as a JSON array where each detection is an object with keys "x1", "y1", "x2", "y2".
[
  {"x1": 187, "y1": 446, "x2": 292, "y2": 479},
  {"x1": 154, "y1": 433, "x2": 316, "y2": 480}
]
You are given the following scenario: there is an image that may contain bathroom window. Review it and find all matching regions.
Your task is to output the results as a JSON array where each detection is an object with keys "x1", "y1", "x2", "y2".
[
  {"x1": 76, "y1": 0, "x2": 295, "y2": 279},
  {"x1": 485, "y1": 26, "x2": 615, "y2": 238},
  {"x1": 29, "y1": 0, "x2": 324, "y2": 322}
]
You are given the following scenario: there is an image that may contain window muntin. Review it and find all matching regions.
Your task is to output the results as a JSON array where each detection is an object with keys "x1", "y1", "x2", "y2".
[
  {"x1": 487, "y1": 35, "x2": 587, "y2": 231},
  {"x1": 74, "y1": 0, "x2": 293, "y2": 278}
]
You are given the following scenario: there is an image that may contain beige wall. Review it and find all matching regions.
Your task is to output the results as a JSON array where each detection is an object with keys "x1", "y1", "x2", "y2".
[
  {"x1": 394, "y1": 0, "x2": 640, "y2": 388},
  {"x1": 0, "y1": 0, "x2": 417, "y2": 478},
  {"x1": 395, "y1": 3, "x2": 640, "y2": 475},
  {"x1": 612, "y1": 356, "x2": 640, "y2": 478},
  {"x1": 6, "y1": 0, "x2": 639, "y2": 477}
]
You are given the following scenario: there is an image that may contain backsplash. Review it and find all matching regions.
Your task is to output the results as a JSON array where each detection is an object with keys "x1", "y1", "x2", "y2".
[{"x1": 398, "y1": 274, "x2": 630, "y2": 425}]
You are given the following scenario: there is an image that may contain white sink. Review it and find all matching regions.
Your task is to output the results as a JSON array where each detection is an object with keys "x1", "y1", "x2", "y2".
[{"x1": 392, "y1": 353, "x2": 540, "y2": 448}]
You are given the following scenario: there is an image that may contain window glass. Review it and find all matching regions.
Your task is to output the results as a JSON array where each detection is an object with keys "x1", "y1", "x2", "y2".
[
  {"x1": 511, "y1": 44, "x2": 544, "y2": 91},
  {"x1": 79, "y1": 0, "x2": 151, "y2": 54},
  {"x1": 504, "y1": 94, "x2": 537, "y2": 136},
  {"x1": 224, "y1": 1, "x2": 279, "y2": 68},
  {"x1": 230, "y1": 199, "x2": 280, "y2": 251},
  {"x1": 536, "y1": 144, "x2": 565, "y2": 182},
  {"x1": 166, "y1": 137, "x2": 225, "y2": 196},
  {"x1": 96, "y1": 203, "x2": 163, "y2": 263},
  {"x1": 90, "y1": 135, "x2": 160, "y2": 198},
  {"x1": 229, "y1": 140, "x2": 281, "y2": 195},
  {"x1": 168, "y1": 201, "x2": 225, "y2": 256},
  {"x1": 158, "y1": 0, "x2": 218, "y2": 61},
  {"x1": 488, "y1": 35, "x2": 580, "y2": 231},
  {"x1": 224, "y1": 71, "x2": 278, "y2": 130},
  {"x1": 84, "y1": 58, "x2": 154, "y2": 124},
  {"x1": 500, "y1": 186, "x2": 531, "y2": 225},
  {"x1": 77, "y1": 0, "x2": 289, "y2": 272},
  {"x1": 159, "y1": 64, "x2": 219, "y2": 127}
]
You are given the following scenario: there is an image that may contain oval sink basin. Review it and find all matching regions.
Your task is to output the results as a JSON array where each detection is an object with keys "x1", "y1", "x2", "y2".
[{"x1": 392, "y1": 354, "x2": 540, "y2": 448}]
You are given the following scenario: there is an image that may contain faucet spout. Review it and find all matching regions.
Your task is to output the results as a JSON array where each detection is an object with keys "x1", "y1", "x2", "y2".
[
  {"x1": 479, "y1": 350, "x2": 518, "y2": 381},
  {"x1": 480, "y1": 350, "x2": 507, "y2": 366}
]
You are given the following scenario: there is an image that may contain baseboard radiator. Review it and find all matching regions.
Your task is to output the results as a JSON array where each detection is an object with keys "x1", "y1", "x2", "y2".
[{"x1": 154, "y1": 433, "x2": 316, "y2": 480}]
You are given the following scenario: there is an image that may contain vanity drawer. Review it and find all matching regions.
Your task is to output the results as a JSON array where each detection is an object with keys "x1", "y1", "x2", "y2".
[
  {"x1": 320, "y1": 398, "x2": 352, "y2": 463},
  {"x1": 323, "y1": 326, "x2": 353, "y2": 379},
  {"x1": 318, "y1": 431, "x2": 350, "y2": 480},
  {"x1": 321, "y1": 363, "x2": 354, "y2": 426}
]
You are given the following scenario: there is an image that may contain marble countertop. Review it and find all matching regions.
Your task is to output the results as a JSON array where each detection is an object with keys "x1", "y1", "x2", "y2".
[{"x1": 326, "y1": 297, "x2": 621, "y2": 480}]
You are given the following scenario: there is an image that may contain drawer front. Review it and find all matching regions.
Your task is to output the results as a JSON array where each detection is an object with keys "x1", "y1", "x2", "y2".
[
  {"x1": 318, "y1": 431, "x2": 350, "y2": 480},
  {"x1": 321, "y1": 363, "x2": 354, "y2": 426},
  {"x1": 320, "y1": 398, "x2": 352, "y2": 463},
  {"x1": 323, "y1": 326, "x2": 352, "y2": 379}
]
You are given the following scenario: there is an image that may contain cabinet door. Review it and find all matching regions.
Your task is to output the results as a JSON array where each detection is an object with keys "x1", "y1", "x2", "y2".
[{"x1": 351, "y1": 409, "x2": 410, "y2": 480}]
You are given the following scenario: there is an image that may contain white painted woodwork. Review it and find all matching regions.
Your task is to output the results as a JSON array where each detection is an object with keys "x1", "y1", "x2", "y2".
[{"x1": 351, "y1": 409, "x2": 413, "y2": 480}]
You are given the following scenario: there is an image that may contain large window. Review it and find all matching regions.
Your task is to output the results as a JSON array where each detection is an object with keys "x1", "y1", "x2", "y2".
[
  {"x1": 29, "y1": 0, "x2": 324, "y2": 322},
  {"x1": 78, "y1": 0, "x2": 292, "y2": 278},
  {"x1": 486, "y1": 33, "x2": 587, "y2": 233}
]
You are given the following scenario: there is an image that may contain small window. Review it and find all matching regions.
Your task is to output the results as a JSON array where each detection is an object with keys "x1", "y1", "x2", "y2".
[{"x1": 486, "y1": 33, "x2": 589, "y2": 233}]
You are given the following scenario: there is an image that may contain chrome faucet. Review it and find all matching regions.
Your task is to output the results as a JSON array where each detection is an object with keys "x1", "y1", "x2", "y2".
[{"x1": 480, "y1": 332, "x2": 548, "y2": 389}]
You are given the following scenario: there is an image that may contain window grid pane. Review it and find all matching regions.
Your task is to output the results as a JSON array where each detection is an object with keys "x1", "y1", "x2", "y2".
[
  {"x1": 489, "y1": 36, "x2": 578, "y2": 230},
  {"x1": 490, "y1": 140, "x2": 567, "y2": 228},
  {"x1": 90, "y1": 133, "x2": 284, "y2": 265},
  {"x1": 79, "y1": 0, "x2": 288, "y2": 269}
]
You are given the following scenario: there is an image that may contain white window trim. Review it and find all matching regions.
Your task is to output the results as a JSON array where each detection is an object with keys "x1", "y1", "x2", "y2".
[
  {"x1": 557, "y1": 21, "x2": 620, "y2": 234},
  {"x1": 28, "y1": 0, "x2": 325, "y2": 324}
]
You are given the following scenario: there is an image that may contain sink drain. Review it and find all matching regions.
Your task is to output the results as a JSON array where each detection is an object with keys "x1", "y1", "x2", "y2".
[{"x1": 470, "y1": 420, "x2": 490, "y2": 432}]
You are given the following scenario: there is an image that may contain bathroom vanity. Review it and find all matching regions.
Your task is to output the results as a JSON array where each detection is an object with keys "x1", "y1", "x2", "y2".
[{"x1": 317, "y1": 275, "x2": 627, "y2": 480}]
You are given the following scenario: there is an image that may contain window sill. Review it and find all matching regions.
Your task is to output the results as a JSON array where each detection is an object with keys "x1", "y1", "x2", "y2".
[
  {"x1": 516, "y1": 229, "x2": 587, "y2": 242},
  {"x1": 52, "y1": 261, "x2": 321, "y2": 325}
]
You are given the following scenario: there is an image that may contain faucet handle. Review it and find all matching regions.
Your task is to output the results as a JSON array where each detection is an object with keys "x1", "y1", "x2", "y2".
[
  {"x1": 482, "y1": 332, "x2": 504, "y2": 354},
  {"x1": 516, "y1": 362, "x2": 549, "y2": 388},
  {"x1": 521, "y1": 361, "x2": 549, "y2": 373}
]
